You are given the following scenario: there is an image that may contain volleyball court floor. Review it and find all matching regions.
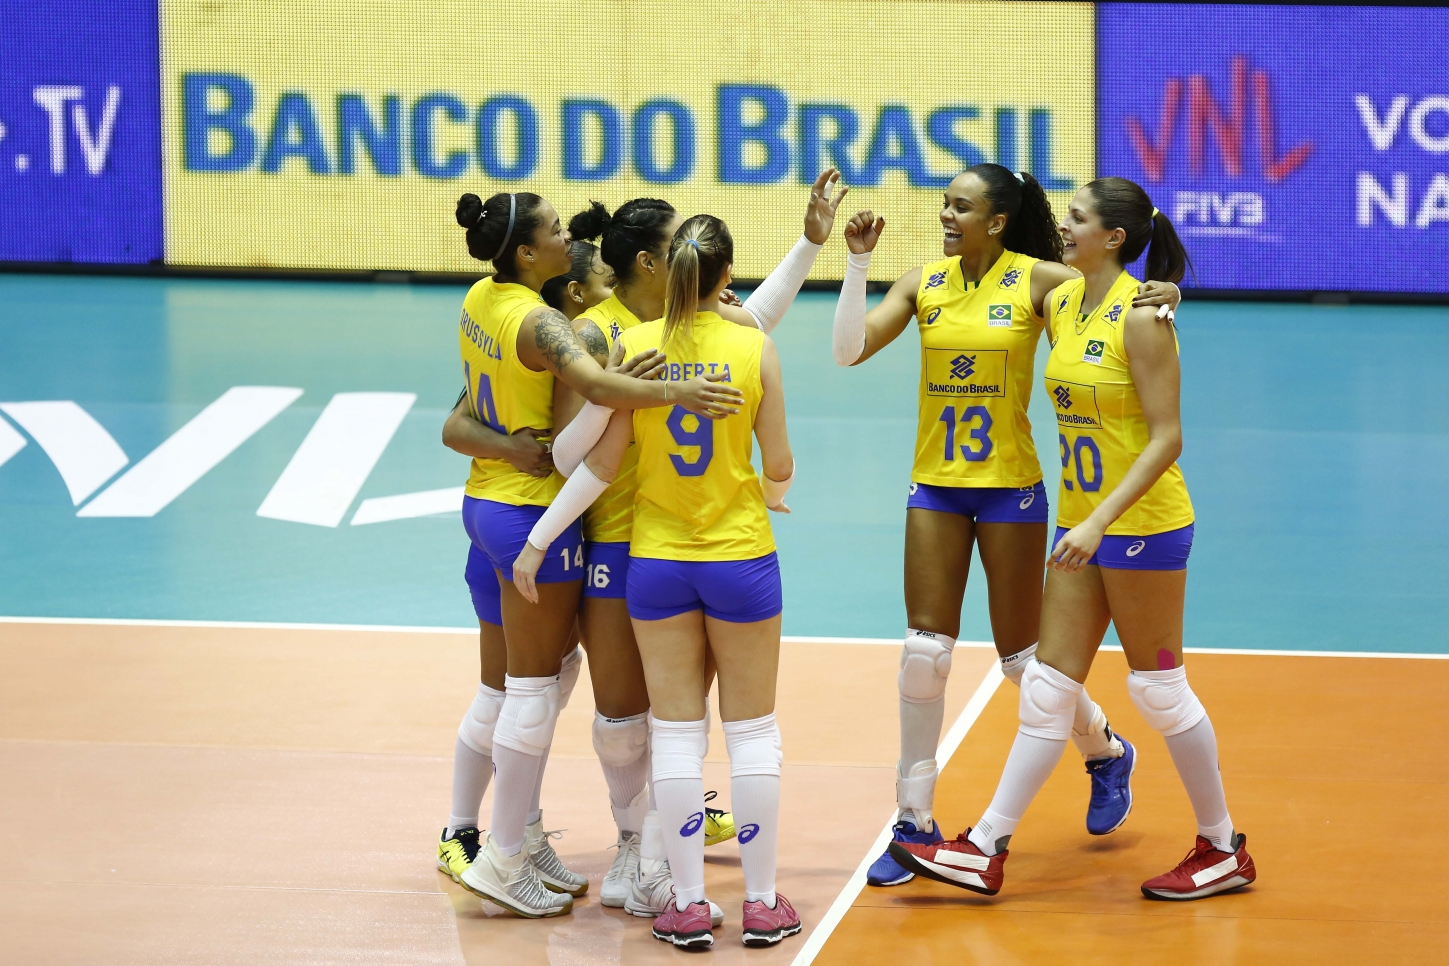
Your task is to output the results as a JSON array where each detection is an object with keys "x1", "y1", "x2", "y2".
[{"x1": 2, "y1": 275, "x2": 1446, "y2": 963}]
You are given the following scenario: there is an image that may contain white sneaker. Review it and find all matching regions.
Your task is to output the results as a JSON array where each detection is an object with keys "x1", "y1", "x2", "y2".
[
  {"x1": 460, "y1": 833, "x2": 573, "y2": 918},
  {"x1": 625, "y1": 860, "x2": 723, "y2": 926},
  {"x1": 601, "y1": 832, "x2": 641, "y2": 908},
  {"x1": 526, "y1": 817, "x2": 589, "y2": 896}
]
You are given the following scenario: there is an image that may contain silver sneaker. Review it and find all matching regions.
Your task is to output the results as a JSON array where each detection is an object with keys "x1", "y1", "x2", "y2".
[
  {"x1": 460, "y1": 833, "x2": 573, "y2": 918},
  {"x1": 625, "y1": 860, "x2": 723, "y2": 926},
  {"x1": 526, "y1": 817, "x2": 589, "y2": 896},
  {"x1": 601, "y1": 832, "x2": 641, "y2": 908}
]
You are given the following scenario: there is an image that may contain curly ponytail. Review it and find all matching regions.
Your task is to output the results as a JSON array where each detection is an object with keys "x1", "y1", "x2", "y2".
[
  {"x1": 1084, "y1": 177, "x2": 1192, "y2": 284},
  {"x1": 964, "y1": 163, "x2": 1064, "y2": 263},
  {"x1": 663, "y1": 215, "x2": 733, "y2": 347}
]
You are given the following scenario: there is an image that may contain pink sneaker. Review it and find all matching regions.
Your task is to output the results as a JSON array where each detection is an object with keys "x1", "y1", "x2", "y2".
[
  {"x1": 741, "y1": 893, "x2": 802, "y2": 947},
  {"x1": 652, "y1": 897, "x2": 714, "y2": 949}
]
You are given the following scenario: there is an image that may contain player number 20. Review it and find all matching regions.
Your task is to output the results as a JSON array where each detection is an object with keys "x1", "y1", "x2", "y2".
[
  {"x1": 1059, "y1": 433, "x2": 1103, "y2": 492},
  {"x1": 938, "y1": 405, "x2": 993, "y2": 462}
]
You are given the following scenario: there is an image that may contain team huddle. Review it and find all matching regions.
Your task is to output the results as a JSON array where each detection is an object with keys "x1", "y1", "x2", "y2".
[{"x1": 433, "y1": 162, "x2": 1256, "y2": 950}]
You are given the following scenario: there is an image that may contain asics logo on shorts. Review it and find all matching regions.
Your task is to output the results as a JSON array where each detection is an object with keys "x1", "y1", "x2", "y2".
[
  {"x1": 680, "y1": 812, "x2": 705, "y2": 837},
  {"x1": 1019, "y1": 492, "x2": 1035, "y2": 509},
  {"x1": 1126, "y1": 540, "x2": 1146, "y2": 557},
  {"x1": 738, "y1": 823, "x2": 761, "y2": 844},
  {"x1": 909, "y1": 483, "x2": 918, "y2": 495}
]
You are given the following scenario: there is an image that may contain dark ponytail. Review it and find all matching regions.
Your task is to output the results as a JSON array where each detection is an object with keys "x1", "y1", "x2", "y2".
[
  {"x1": 540, "y1": 240, "x2": 601, "y2": 312},
  {"x1": 570, "y1": 198, "x2": 677, "y2": 284},
  {"x1": 455, "y1": 191, "x2": 545, "y2": 277},
  {"x1": 1083, "y1": 177, "x2": 1192, "y2": 284},
  {"x1": 964, "y1": 163, "x2": 1063, "y2": 263}
]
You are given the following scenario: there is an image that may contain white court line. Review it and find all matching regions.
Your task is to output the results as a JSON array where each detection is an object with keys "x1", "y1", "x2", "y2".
[
  {"x1": 789, "y1": 663, "x2": 1006, "y2": 966},
  {"x1": 0, "y1": 619, "x2": 1443, "y2": 661}
]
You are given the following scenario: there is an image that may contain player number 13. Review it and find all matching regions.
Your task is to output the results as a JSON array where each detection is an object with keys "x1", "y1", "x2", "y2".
[{"x1": 938, "y1": 405, "x2": 993, "y2": 462}]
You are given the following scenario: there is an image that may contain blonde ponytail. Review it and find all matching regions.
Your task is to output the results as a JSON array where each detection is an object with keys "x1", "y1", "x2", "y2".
[{"x1": 663, "y1": 215, "x2": 734, "y2": 349}]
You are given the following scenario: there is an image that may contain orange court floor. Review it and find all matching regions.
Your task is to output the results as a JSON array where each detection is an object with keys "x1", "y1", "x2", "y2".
[{"x1": 1, "y1": 619, "x2": 1445, "y2": 965}]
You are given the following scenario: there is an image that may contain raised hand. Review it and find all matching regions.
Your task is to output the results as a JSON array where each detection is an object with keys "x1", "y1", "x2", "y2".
[
  {"x1": 802, "y1": 167, "x2": 849, "y2": 245},
  {"x1": 844, "y1": 210, "x2": 885, "y2": 255},
  {"x1": 672, "y1": 373, "x2": 743, "y2": 420}
]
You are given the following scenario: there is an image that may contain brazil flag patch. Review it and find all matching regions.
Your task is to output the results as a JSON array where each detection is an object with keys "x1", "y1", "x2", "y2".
[
  {"x1": 1082, "y1": 339, "x2": 1106, "y2": 364},
  {"x1": 987, "y1": 304, "x2": 1012, "y2": 326}
]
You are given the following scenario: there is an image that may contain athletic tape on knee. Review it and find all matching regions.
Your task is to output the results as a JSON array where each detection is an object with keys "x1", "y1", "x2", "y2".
[
  {"x1": 457, "y1": 683, "x2": 505, "y2": 756},
  {"x1": 593, "y1": 711, "x2": 649, "y2": 768},
  {"x1": 722, "y1": 714, "x2": 783, "y2": 778},
  {"x1": 649, "y1": 715, "x2": 707, "y2": 783},
  {"x1": 896, "y1": 759, "x2": 938, "y2": 813},
  {"x1": 493, "y1": 675, "x2": 562, "y2": 757},
  {"x1": 1126, "y1": 667, "x2": 1206, "y2": 737},
  {"x1": 557, "y1": 645, "x2": 584, "y2": 709},
  {"x1": 999, "y1": 643, "x2": 1038, "y2": 687},
  {"x1": 1017, "y1": 660, "x2": 1082, "y2": 740},
  {"x1": 898, "y1": 629, "x2": 955, "y2": 704}
]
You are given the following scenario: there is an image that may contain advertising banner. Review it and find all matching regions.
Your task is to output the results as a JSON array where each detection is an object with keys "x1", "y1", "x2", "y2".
[
  {"x1": 0, "y1": 0, "x2": 163, "y2": 263},
  {"x1": 159, "y1": 0, "x2": 1094, "y2": 280},
  {"x1": 1099, "y1": 3, "x2": 1449, "y2": 293}
]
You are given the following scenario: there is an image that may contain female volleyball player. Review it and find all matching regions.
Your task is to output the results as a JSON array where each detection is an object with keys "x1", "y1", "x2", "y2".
[
  {"x1": 449, "y1": 190, "x2": 742, "y2": 919},
  {"x1": 545, "y1": 172, "x2": 842, "y2": 916},
  {"x1": 890, "y1": 177, "x2": 1255, "y2": 901},
  {"x1": 831, "y1": 163, "x2": 1182, "y2": 887},
  {"x1": 434, "y1": 237, "x2": 613, "y2": 886}
]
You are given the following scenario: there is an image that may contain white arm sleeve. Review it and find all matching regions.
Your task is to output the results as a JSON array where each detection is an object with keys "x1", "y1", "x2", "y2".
[
  {"x1": 742, "y1": 235, "x2": 824, "y2": 334},
  {"x1": 832, "y1": 251, "x2": 871, "y2": 366},
  {"x1": 525, "y1": 464, "x2": 609, "y2": 551},
  {"x1": 550, "y1": 401, "x2": 611, "y2": 478}
]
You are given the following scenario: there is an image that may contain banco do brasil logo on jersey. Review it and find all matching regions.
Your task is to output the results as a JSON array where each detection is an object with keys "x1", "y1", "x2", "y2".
[
  {"x1": 1104, "y1": 301, "x2": 1124, "y2": 324},
  {"x1": 987, "y1": 304, "x2": 1011, "y2": 326},
  {"x1": 1083, "y1": 339, "x2": 1106, "y2": 364},
  {"x1": 1000, "y1": 268, "x2": 1022, "y2": 289},
  {"x1": 1054, "y1": 384, "x2": 1072, "y2": 409},
  {"x1": 926, "y1": 271, "x2": 947, "y2": 289},
  {"x1": 950, "y1": 354, "x2": 977, "y2": 379}
]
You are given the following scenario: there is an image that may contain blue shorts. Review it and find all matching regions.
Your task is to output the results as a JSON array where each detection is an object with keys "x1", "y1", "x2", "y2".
[
  {"x1": 907, "y1": 481, "x2": 1049, "y2": 523},
  {"x1": 583, "y1": 541, "x2": 631, "y2": 600},
  {"x1": 1055, "y1": 523, "x2": 1195, "y2": 571},
  {"x1": 462, "y1": 496, "x2": 584, "y2": 583},
  {"x1": 626, "y1": 553, "x2": 783, "y2": 623},
  {"x1": 464, "y1": 543, "x2": 502, "y2": 626}
]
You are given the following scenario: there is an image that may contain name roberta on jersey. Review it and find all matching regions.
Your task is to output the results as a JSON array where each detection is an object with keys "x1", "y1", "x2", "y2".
[
  {"x1": 928, "y1": 381, "x2": 1001, "y2": 395},
  {"x1": 663, "y1": 362, "x2": 732, "y2": 381}
]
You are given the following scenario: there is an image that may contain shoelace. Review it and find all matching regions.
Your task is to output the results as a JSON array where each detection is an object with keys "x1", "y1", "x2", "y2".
[
  {"x1": 510, "y1": 860, "x2": 562, "y2": 906},
  {"x1": 456, "y1": 827, "x2": 482, "y2": 862}
]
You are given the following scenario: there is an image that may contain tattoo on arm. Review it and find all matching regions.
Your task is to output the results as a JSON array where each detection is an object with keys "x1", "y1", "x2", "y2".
[
  {"x1": 576, "y1": 320, "x2": 610, "y2": 365},
  {"x1": 534, "y1": 309, "x2": 588, "y2": 372}
]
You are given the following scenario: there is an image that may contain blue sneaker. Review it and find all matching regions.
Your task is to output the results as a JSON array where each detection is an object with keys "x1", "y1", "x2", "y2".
[
  {"x1": 867, "y1": 820, "x2": 944, "y2": 886},
  {"x1": 1085, "y1": 736, "x2": 1136, "y2": 835}
]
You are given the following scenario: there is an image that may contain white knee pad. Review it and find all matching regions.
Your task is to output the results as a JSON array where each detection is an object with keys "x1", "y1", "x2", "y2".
[
  {"x1": 457, "y1": 683, "x2": 506, "y2": 756},
  {"x1": 649, "y1": 715, "x2": 707, "y2": 783},
  {"x1": 1126, "y1": 667, "x2": 1206, "y2": 737},
  {"x1": 593, "y1": 711, "x2": 649, "y2": 768},
  {"x1": 896, "y1": 759, "x2": 938, "y2": 813},
  {"x1": 493, "y1": 675, "x2": 562, "y2": 757},
  {"x1": 1017, "y1": 660, "x2": 1082, "y2": 740},
  {"x1": 898, "y1": 629, "x2": 955, "y2": 704},
  {"x1": 999, "y1": 643, "x2": 1038, "y2": 687},
  {"x1": 557, "y1": 645, "x2": 584, "y2": 709},
  {"x1": 722, "y1": 714, "x2": 783, "y2": 778}
]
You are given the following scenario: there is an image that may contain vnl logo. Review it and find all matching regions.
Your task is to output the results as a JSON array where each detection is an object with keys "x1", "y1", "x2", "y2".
[
  {"x1": 950, "y1": 354, "x2": 977, "y2": 380},
  {"x1": 1123, "y1": 55, "x2": 1313, "y2": 232}
]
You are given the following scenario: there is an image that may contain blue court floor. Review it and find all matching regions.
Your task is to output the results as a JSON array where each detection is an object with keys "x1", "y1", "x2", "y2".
[{"x1": 1, "y1": 274, "x2": 1445, "y2": 653}]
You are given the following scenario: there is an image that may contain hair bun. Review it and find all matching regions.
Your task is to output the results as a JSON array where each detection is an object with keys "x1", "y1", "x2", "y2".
[
  {"x1": 568, "y1": 200, "x2": 612, "y2": 242},
  {"x1": 455, "y1": 193, "x2": 484, "y2": 229}
]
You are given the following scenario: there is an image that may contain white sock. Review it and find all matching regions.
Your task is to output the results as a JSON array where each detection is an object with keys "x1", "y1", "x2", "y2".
[
  {"x1": 639, "y1": 809, "x2": 666, "y2": 876},
  {"x1": 526, "y1": 745, "x2": 550, "y2": 828},
  {"x1": 899, "y1": 629, "x2": 953, "y2": 830},
  {"x1": 1164, "y1": 716, "x2": 1235, "y2": 851},
  {"x1": 1071, "y1": 692, "x2": 1124, "y2": 761},
  {"x1": 489, "y1": 744, "x2": 542, "y2": 855},
  {"x1": 723, "y1": 714, "x2": 783, "y2": 906},
  {"x1": 448, "y1": 736, "x2": 491, "y2": 834},
  {"x1": 490, "y1": 675, "x2": 561, "y2": 856},
  {"x1": 594, "y1": 711, "x2": 651, "y2": 835},
  {"x1": 651, "y1": 716, "x2": 708, "y2": 909}
]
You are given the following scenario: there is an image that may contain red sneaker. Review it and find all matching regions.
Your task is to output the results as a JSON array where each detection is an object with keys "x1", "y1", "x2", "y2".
[
  {"x1": 651, "y1": 896, "x2": 714, "y2": 948},
  {"x1": 741, "y1": 893, "x2": 802, "y2": 947},
  {"x1": 888, "y1": 829, "x2": 1007, "y2": 895},
  {"x1": 1142, "y1": 833, "x2": 1256, "y2": 901}
]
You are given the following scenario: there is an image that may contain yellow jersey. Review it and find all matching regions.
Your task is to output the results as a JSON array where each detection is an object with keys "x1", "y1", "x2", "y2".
[
  {"x1": 458, "y1": 277, "x2": 564, "y2": 506},
  {"x1": 912, "y1": 250, "x2": 1044, "y2": 488},
  {"x1": 1044, "y1": 271, "x2": 1194, "y2": 535},
  {"x1": 576, "y1": 293, "x2": 644, "y2": 543},
  {"x1": 620, "y1": 312, "x2": 774, "y2": 561}
]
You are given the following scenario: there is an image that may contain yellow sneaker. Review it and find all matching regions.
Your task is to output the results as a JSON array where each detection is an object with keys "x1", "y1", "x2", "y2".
[
  {"x1": 704, "y1": 791, "x2": 736, "y2": 846},
  {"x1": 437, "y1": 826, "x2": 481, "y2": 882}
]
